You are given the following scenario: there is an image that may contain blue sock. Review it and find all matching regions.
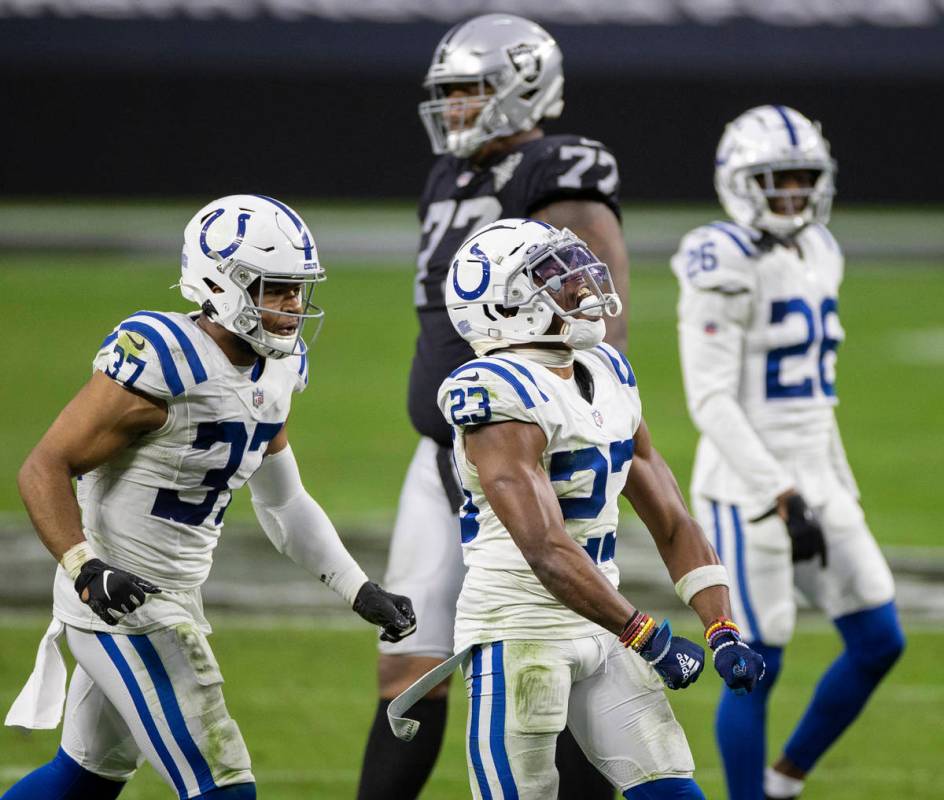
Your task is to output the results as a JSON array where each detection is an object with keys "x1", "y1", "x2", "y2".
[
  {"x1": 623, "y1": 777, "x2": 706, "y2": 799},
  {"x1": 716, "y1": 642, "x2": 783, "y2": 800},
  {"x1": 783, "y1": 601, "x2": 905, "y2": 772},
  {"x1": 1, "y1": 748, "x2": 124, "y2": 800},
  {"x1": 195, "y1": 784, "x2": 256, "y2": 799}
]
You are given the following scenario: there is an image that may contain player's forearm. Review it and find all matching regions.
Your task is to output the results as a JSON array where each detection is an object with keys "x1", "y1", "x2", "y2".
[
  {"x1": 687, "y1": 585, "x2": 734, "y2": 629},
  {"x1": 692, "y1": 392, "x2": 794, "y2": 503},
  {"x1": 654, "y1": 516, "x2": 722, "y2": 585},
  {"x1": 528, "y1": 539, "x2": 635, "y2": 635},
  {"x1": 17, "y1": 447, "x2": 86, "y2": 561}
]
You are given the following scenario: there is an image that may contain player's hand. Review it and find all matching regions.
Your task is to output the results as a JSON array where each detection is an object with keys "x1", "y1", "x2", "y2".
[
  {"x1": 638, "y1": 620, "x2": 705, "y2": 690},
  {"x1": 707, "y1": 622, "x2": 766, "y2": 695},
  {"x1": 783, "y1": 493, "x2": 827, "y2": 566},
  {"x1": 353, "y1": 581, "x2": 417, "y2": 643},
  {"x1": 74, "y1": 558, "x2": 161, "y2": 626}
]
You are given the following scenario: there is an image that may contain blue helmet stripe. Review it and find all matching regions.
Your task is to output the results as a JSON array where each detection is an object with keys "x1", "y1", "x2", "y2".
[
  {"x1": 773, "y1": 105, "x2": 799, "y2": 147},
  {"x1": 131, "y1": 312, "x2": 208, "y2": 385},
  {"x1": 251, "y1": 194, "x2": 314, "y2": 261},
  {"x1": 709, "y1": 222, "x2": 755, "y2": 257},
  {"x1": 492, "y1": 357, "x2": 550, "y2": 401},
  {"x1": 450, "y1": 361, "x2": 536, "y2": 408},
  {"x1": 118, "y1": 321, "x2": 185, "y2": 396}
]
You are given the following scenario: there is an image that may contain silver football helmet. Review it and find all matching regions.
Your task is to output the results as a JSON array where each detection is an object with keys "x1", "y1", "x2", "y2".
[
  {"x1": 180, "y1": 195, "x2": 325, "y2": 359},
  {"x1": 418, "y1": 14, "x2": 564, "y2": 158},
  {"x1": 715, "y1": 105, "x2": 836, "y2": 237}
]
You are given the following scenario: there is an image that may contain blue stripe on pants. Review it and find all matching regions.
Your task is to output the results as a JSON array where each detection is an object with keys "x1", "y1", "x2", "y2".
[
  {"x1": 468, "y1": 646, "x2": 493, "y2": 800},
  {"x1": 731, "y1": 505, "x2": 761, "y2": 642},
  {"x1": 489, "y1": 642, "x2": 518, "y2": 799},
  {"x1": 710, "y1": 500, "x2": 722, "y2": 563},
  {"x1": 96, "y1": 633, "x2": 189, "y2": 798},
  {"x1": 128, "y1": 634, "x2": 217, "y2": 794}
]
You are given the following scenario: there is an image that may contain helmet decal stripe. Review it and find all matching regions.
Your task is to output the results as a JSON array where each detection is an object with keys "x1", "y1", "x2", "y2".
[
  {"x1": 199, "y1": 208, "x2": 251, "y2": 259},
  {"x1": 251, "y1": 194, "x2": 314, "y2": 261},
  {"x1": 130, "y1": 311, "x2": 208, "y2": 385},
  {"x1": 772, "y1": 105, "x2": 799, "y2": 147},
  {"x1": 452, "y1": 243, "x2": 492, "y2": 300}
]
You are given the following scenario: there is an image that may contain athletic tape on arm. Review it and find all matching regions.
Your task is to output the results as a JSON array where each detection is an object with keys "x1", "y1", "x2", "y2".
[
  {"x1": 675, "y1": 564, "x2": 730, "y2": 606},
  {"x1": 249, "y1": 445, "x2": 368, "y2": 605}
]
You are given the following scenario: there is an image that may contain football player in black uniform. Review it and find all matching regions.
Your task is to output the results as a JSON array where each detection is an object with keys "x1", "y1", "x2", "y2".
[{"x1": 356, "y1": 14, "x2": 629, "y2": 799}]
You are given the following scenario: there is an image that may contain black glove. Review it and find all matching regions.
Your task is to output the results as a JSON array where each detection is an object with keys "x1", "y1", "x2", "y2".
[
  {"x1": 353, "y1": 581, "x2": 417, "y2": 643},
  {"x1": 784, "y1": 494, "x2": 827, "y2": 567},
  {"x1": 74, "y1": 559, "x2": 161, "y2": 625}
]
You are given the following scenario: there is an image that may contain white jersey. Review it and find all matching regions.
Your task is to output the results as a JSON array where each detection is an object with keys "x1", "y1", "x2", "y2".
[
  {"x1": 54, "y1": 310, "x2": 308, "y2": 633},
  {"x1": 671, "y1": 221, "x2": 858, "y2": 517},
  {"x1": 437, "y1": 345, "x2": 642, "y2": 652}
]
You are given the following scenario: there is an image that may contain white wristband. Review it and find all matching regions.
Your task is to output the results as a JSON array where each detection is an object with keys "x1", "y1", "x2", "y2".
[
  {"x1": 675, "y1": 564, "x2": 730, "y2": 606},
  {"x1": 60, "y1": 541, "x2": 94, "y2": 581}
]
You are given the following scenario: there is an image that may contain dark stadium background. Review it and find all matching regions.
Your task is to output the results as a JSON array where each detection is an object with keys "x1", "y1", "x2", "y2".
[{"x1": 1, "y1": 4, "x2": 942, "y2": 799}]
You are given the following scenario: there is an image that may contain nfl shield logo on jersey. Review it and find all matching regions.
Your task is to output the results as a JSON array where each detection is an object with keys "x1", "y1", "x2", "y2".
[
  {"x1": 593, "y1": 409, "x2": 604, "y2": 427},
  {"x1": 252, "y1": 388, "x2": 264, "y2": 408}
]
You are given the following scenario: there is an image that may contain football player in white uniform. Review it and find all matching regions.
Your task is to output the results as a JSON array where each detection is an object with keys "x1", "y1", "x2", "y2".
[
  {"x1": 671, "y1": 107, "x2": 905, "y2": 800},
  {"x1": 391, "y1": 218, "x2": 764, "y2": 799},
  {"x1": 358, "y1": 14, "x2": 630, "y2": 799},
  {"x1": 2, "y1": 195, "x2": 415, "y2": 800}
]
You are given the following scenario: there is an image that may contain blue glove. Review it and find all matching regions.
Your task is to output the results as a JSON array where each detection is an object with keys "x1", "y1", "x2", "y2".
[
  {"x1": 638, "y1": 620, "x2": 705, "y2": 690},
  {"x1": 711, "y1": 633, "x2": 766, "y2": 695}
]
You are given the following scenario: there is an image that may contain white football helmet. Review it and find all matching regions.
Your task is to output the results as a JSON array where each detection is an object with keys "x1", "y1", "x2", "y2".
[
  {"x1": 715, "y1": 105, "x2": 836, "y2": 237},
  {"x1": 179, "y1": 194, "x2": 325, "y2": 359},
  {"x1": 418, "y1": 13, "x2": 564, "y2": 158},
  {"x1": 446, "y1": 218, "x2": 622, "y2": 356}
]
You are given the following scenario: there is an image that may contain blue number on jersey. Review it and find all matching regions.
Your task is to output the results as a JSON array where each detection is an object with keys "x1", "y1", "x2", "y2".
[
  {"x1": 449, "y1": 386, "x2": 492, "y2": 425},
  {"x1": 684, "y1": 241, "x2": 718, "y2": 278},
  {"x1": 459, "y1": 489, "x2": 480, "y2": 543},
  {"x1": 104, "y1": 344, "x2": 147, "y2": 388},
  {"x1": 151, "y1": 421, "x2": 283, "y2": 526},
  {"x1": 550, "y1": 439, "x2": 634, "y2": 521},
  {"x1": 766, "y1": 297, "x2": 839, "y2": 399}
]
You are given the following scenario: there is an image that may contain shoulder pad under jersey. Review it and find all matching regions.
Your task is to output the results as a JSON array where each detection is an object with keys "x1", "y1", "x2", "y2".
[
  {"x1": 438, "y1": 355, "x2": 551, "y2": 430},
  {"x1": 518, "y1": 134, "x2": 621, "y2": 220},
  {"x1": 93, "y1": 310, "x2": 210, "y2": 399},
  {"x1": 671, "y1": 222, "x2": 760, "y2": 293},
  {"x1": 585, "y1": 343, "x2": 638, "y2": 389}
]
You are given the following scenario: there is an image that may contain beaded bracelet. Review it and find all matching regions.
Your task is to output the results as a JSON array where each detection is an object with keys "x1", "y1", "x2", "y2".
[
  {"x1": 620, "y1": 611, "x2": 656, "y2": 653},
  {"x1": 705, "y1": 617, "x2": 741, "y2": 649}
]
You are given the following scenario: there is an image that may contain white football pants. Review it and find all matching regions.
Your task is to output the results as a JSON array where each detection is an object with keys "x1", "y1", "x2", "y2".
[
  {"x1": 462, "y1": 635, "x2": 696, "y2": 799},
  {"x1": 379, "y1": 436, "x2": 466, "y2": 659},
  {"x1": 59, "y1": 624, "x2": 253, "y2": 797},
  {"x1": 693, "y1": 484, "x2": 895, "y2": 646}
]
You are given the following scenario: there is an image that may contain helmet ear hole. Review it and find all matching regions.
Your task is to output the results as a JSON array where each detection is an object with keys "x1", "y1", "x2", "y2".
[
  {"x1": 202, "y1": 278, "x2": 224, "y2": 295},
  {"x1": 495, "y1": 304, "x2": 519, "y2": 319}
]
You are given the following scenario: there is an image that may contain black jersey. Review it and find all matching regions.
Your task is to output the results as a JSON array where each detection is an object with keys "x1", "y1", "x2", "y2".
[{"x1": 408, "y1": 133, "x2": 622, "y2": 445}]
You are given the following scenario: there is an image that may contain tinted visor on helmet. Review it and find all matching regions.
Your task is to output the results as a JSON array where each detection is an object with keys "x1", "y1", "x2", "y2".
[{"x1": 517, "y1": 240, "x2": 619, "y2": 319}]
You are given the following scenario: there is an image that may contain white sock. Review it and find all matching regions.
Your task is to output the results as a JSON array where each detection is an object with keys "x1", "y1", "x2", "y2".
[{"x1": 765, "y1": 766, "x2": 805, "y2": 798}]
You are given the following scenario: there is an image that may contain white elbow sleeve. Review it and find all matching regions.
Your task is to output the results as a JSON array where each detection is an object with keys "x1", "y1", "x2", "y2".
[{"x1": 248, "y1": 446, "x2": 368, "y2": 606}]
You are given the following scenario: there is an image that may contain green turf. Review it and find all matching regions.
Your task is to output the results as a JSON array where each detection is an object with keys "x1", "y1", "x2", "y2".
[
  {"x1": 1, "y1": 621, "x2": 940, "y2": 799},
  {"x1": 0, "y1": 255, "x2": 940, "y2": 544}
]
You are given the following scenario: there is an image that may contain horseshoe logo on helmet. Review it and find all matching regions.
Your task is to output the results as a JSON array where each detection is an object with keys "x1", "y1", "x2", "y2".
[
  {"x1": 199, "y1": 208, "x2": 252, "y2": 259},
  {"x1": 452, "y1": 243, "x2": 491, "y2": 300}
]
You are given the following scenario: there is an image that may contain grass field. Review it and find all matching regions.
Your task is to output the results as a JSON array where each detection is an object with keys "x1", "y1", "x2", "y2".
[
  {"x1": 1, "y1": 621, "x2": 940, "y2": 799},
  {"x1": 0, "y1": 253, "x2": 940, "y2": 541},
  {"x1": 1, "y1": 210, "x2": 942, "y2": 798}
]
